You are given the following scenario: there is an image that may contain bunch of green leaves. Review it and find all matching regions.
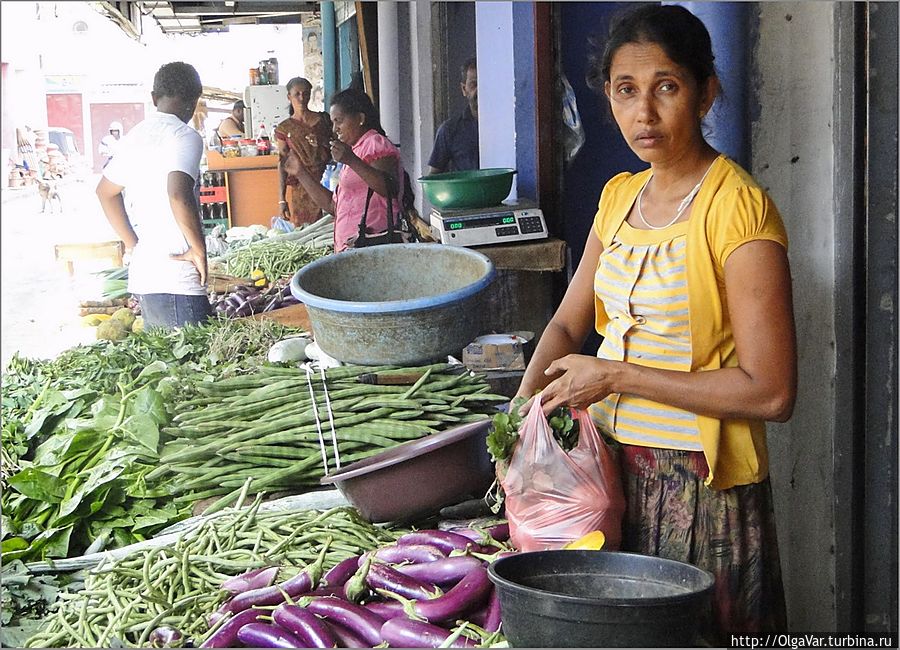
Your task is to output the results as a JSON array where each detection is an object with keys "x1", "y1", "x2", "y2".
[
  {"x1": 95, "y1": 266, "x2": 130, "y2": 300},
  {"x1": 487, "y1": 396, "x2": 581, "y2": 463},
  {"x1": 1, "y1": 363, "x2": 191, "y2": 563},
  {"x1": 1, "y1": 318, "x2": 301, "y2": 468}
]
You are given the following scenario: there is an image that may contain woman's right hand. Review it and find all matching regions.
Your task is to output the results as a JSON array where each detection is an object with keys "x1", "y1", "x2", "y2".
[{"x1": 280, "y1": 200, "x2": 290, "y2": 220}]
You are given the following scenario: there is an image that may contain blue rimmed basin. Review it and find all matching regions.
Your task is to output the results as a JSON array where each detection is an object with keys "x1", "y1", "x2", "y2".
[{"x1": 290, "y1": 243, "x2": 495, "y2": 365}]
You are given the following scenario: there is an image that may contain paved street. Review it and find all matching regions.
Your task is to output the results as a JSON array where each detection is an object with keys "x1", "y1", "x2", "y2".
[{"x1": 1, "y1": 174, "x2": 122, "y2": 367}]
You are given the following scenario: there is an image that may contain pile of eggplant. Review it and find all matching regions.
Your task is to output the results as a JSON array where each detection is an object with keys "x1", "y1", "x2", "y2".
[
  {"x1": 197, "y1": 526, "x2": 511, "y2": 648},
  {"x1": 209, "y1": 281, "x2": 300, "y2": 319}
]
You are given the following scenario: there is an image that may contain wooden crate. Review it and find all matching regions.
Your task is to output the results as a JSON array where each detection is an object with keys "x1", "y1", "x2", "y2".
[{"x1": 54, "y1": 240, "x2": 124, "y2": 276}]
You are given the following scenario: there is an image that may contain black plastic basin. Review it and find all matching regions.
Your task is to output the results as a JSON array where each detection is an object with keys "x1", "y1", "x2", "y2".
[{"x1": 488, "y1": 550, "x2": 714, "y2": 647}]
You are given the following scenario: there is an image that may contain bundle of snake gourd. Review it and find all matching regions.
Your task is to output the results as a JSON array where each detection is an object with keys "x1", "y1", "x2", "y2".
[
  {"x1": 148, "y1": 363, "x2": 508, "y2": 512},
  {"x1": 25, "y1": 502, "x2": 400, "y2": 649}
]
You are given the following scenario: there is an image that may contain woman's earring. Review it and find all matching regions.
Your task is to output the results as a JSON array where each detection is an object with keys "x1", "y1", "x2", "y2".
[{"x1": 359, "y1": 121, "x2": 364, "y2": 126}]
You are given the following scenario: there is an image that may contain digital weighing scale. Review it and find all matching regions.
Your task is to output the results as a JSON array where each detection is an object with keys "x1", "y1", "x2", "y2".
[{"x1": 429, "y1": 199, "x2": 548, "y2": 247}]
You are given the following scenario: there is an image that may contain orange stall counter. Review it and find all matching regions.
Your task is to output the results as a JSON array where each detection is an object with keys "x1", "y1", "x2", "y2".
[{"x1": 206, "y1": 149, "x2": 281, "y2": 228}]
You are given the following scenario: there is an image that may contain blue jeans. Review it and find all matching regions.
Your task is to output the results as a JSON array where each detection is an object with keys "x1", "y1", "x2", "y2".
[{"x1": 138, "y1": 293, "x2": 211, "y2": 329}]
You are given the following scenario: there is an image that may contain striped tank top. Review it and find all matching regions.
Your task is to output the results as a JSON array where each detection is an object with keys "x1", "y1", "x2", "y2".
[{"x1": 588, "y1": 219, "x2": 702, "y2": 451}]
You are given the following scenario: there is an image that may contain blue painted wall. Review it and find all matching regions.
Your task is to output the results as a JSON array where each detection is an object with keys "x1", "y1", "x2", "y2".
[
  {"x1": 560, "y1": 2, "x2": 644, "y2": 269},
  {"x1": 321, "y1": 2, "x2": 337, "y2": 106},
  {"x1": 512, "y1": 2, "x2": 537, "y2": 201},
  {"x1": 668, "y1": 2, "x2": 751, "y2": 167}
]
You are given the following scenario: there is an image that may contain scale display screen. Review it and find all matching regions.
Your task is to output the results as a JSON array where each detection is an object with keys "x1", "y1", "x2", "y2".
[{"x1": 445, "y1": 214, "x2": 516, "y2": 231}]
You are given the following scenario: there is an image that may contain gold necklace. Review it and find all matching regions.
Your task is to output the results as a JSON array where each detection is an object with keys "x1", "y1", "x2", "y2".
[{"x1": 637, "y1": 159, "x2": 717, "y2": 230}]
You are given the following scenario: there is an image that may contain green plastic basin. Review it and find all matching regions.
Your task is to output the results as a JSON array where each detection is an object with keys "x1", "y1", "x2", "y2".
[{"x1": 417, "y1": 168, "x2": 517, "y2": 209}]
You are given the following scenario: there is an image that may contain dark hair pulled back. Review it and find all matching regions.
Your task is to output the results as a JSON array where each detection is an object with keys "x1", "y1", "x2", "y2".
[
  {"x1": 586, "y1": 4, "x2": 716, "y2": 93},
  {"x1": 286, "y1": 77, "x2": 312, "y2": 116},
  {"x1": 329, "y1": 88, "x2": 386, "y2": 137}
]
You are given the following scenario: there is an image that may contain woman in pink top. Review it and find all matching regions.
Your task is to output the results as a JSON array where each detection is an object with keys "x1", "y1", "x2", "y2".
[{"x1": 282, "y1": 88, "x2": 403, "y2": 252}]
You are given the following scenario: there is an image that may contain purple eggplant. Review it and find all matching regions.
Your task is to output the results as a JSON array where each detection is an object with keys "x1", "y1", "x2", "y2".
[
  {"x1": 380, "y1": 618, "x2": 477, "y2": 648},
  {"x1": 363, "y1": 599, "x2": 405, "y2": 620},
  {"x1": 393, "y1": 555, "x2": 483, "y2": 587},
  {"x1": 226, "y1": 294, "x2": 243, "y2": 309},
  {"x1": 385, "y1": 566, "x2": 492, "y2": 624},
  {"x1": 200, "y1": 608, "x2": 266, "y2": 648},
  {"x1": 215, "y1": 546, "x2": 327, "y2": 617},
  {"x1": 304, "y1": 596, "x2": 385, "y2": 647},
  {"x1": 272, "y1": 604, "x2": 338, "y2": 648},
  {"x1": 279, "y1": 284, "x2": 293, "y2": 298},
  {"x1": 221, "y1": 566, "x2": 280, "y2": 594},
  {"x1": 326, "y1": 620, "x2": 368, "y2": 649},
  {"x1": 343, "y1": 555, "x2": 372, "y2": 603},
  {"x1": 148, "y1": 626, "x2": 184, "y2": 648},
  {"x1": 281, "y1": 296, "x2": 300, "y2": 306},
  {"x1": 374, "y1": 544, "x2": 446, "y2": 565},
  {"x1": 365, "y1": 562, "x2": 441, "y2": 601},
  {"x1": 450, "y1": 523, "x2": 510, "y2": 545},
  {"x1": 297, "y1": 586, "x2": 346, "y2": 599},
  {"x1": 322, "y1": 556, "x2": 361, "y2": 589},
  {"x1": 396, "y1": 530, "x2": 484, "y2": 554},
  {"x1": 481, "y1": 587, "x2": 502, "y2": 633},
  {"x1": 263, "y1": 296, "x2": 281, "y2": 312},
  {"x1": 235, "y1": 622, "x2": 306, "y2": 648}
]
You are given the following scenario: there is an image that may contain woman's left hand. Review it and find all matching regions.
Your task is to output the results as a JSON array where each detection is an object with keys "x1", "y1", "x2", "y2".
[
  {"x1": 525, "y1": 354, "x2": 622, "y2": 415},
  {"x1": 330, "y1": 139, "x2": 358, "y2": 165}
]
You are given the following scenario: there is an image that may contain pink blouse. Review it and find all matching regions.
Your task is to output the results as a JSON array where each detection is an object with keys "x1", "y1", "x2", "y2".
[{"x1": 333, "y1": 129, "x2": 404, "y2": 252}]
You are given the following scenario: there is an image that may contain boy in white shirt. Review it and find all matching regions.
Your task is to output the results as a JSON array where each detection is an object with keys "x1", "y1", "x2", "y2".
[{"x1": 96, "y1": 62, "x2": 209, "y2": 329}]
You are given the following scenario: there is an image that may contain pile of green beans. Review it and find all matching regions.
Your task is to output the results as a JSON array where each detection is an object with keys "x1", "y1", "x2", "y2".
[
  {"x1": 26, "y1": 502, "x2": 400, "y2": 648},
  {"x1": 223, "y1": 239, "x2": 331, "y2": 280},
  {"x1": 149, "y1": 363, "x2": 508, "y2": 513}
]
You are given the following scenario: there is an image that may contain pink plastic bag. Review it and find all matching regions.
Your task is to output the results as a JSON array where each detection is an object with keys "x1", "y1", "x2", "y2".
[{"x1": 501, "y1": 398, "x2": 625, "y2": 552}]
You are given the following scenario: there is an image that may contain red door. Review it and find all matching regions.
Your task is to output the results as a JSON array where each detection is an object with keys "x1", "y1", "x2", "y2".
[
  {"x1": 46, "y1": 93, "x2": 85, "y2": 153},
  {"x1": 89, "y1": 103, "x2": 145, "y2": 172}
]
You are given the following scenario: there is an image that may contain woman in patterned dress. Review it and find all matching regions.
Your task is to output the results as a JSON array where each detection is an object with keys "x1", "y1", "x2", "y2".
[{"x1": 275, "y1": 77, "x2": 332, "y2": 226}]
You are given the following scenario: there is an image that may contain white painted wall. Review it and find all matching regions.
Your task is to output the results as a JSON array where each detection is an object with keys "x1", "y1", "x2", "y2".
[{"x1": 752, "y1": 2, "x2": 837, "y2": 633}]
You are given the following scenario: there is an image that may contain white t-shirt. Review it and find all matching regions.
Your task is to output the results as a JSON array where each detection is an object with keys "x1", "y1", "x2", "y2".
[{"x1": 103, "y1": 110, "x2": 205, "y2": 296}]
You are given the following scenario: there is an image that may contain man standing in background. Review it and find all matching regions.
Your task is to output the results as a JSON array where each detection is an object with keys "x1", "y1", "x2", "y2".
[
  {"x1": 96, "y1": 61, "x2": 210, "y2": 329},
  {"x1": 427, "y1": 58, "x2": 479, "y2": 175},
  {"x1": 98, "y1": 121, "x2": 123, "y2": 168},
  {"x1": 217, "y1": 99, "x2": 246, "y2": 139}
]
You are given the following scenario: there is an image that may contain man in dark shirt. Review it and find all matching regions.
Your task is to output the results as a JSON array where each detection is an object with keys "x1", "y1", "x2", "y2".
[{"x1": 427, "y1": 58, "x2": 479, "y2": 174}]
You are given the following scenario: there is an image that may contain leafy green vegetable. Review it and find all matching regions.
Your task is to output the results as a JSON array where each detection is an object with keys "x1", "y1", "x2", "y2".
[
  {"x1": 486, "y1": 396, "x2": 581, "y2": 463},
  {"x1": 1, "y1": 318, "x2": 303, "y2": 563}
]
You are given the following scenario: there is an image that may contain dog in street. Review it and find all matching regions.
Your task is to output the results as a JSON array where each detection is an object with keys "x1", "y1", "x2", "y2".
[{"x1": 38, "y1": 178, "x2": 63, "y2": 213}]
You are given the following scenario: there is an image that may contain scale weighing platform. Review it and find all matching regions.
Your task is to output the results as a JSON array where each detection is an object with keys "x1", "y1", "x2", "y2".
[{"x1": 430, "y1": 199, "x2": 548, "y2": 247}]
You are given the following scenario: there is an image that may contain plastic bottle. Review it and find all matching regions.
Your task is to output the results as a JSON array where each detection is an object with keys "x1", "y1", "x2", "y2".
[{"x1": 256, "y1": 124, "x2": 270, "y2": 155}]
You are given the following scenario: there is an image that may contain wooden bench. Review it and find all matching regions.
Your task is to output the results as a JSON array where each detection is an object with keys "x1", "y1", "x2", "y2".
[{"x1": 54, "y1": 240, "x2": 124, "y2": 276}]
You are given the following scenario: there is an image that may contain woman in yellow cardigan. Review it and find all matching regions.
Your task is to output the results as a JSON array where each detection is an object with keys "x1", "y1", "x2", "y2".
[{"x1": 514, "y1": 5, "x2": 796, "y2": 645}]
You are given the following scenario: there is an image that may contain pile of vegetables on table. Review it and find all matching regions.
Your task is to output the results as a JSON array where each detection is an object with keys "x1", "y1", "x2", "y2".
[
  {"x1": 22, "y1": 490, "x2": 511, "y2": 648},
  {"x1": 2, "y1": 318, "x2": 303, "y2": 564},
  {"x1": 90, "y1": 215, "x2": 335, "y2": 323},
  {"x1": 208, "y1": 278, "x2": 300, "y2": 318},
  {"x1": 149, "y1": 362, "x2": 507, "y2": 513},
  {"x1": 1, "y1": 311, "x2": 522, "y2": 647}
]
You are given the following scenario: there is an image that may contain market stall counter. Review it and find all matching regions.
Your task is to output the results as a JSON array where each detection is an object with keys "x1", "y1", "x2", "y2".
[{"x1": 206, "y1": 149, "x2": 280, "y2": 228}]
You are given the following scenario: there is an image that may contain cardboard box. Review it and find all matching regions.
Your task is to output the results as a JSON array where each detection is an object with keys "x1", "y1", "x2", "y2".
[{"x1": 463, "y1": 332, "x2": 533, "y2": 371}]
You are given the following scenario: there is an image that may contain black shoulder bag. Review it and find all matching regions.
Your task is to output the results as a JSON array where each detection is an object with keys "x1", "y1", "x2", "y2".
[{"x1": 352, "y1": 185, "x2": 414, "y2": 248}]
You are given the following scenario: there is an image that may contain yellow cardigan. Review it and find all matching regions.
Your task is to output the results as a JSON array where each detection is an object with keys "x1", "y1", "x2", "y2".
[{"x1": 592, "y1": 155, "x2": 789, "y2": 490}]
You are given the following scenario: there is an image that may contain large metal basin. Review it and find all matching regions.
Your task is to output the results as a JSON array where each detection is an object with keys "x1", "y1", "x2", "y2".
[{"x1": 290, "y1": 243, "x2": 495, "y2": 365}]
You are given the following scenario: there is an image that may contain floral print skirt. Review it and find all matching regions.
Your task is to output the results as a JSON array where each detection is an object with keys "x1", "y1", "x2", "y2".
[{"x1": 613, "y1": 443, "x2": 788, "y2": 646}]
